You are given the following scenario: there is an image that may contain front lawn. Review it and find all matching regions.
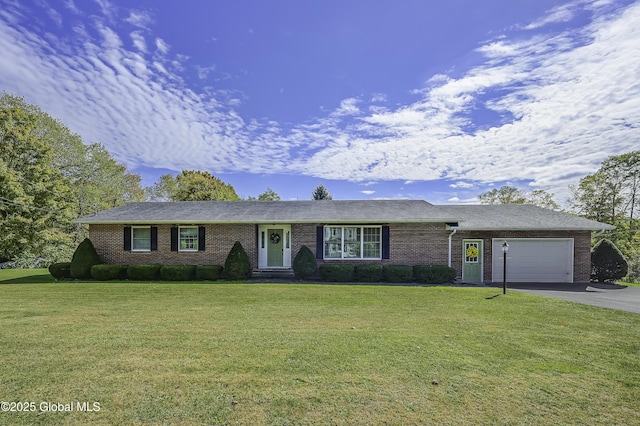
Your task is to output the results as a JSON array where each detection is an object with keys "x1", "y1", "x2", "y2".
[{"x1": 1, "y1": 270, "x2": 639, "y2": 424}]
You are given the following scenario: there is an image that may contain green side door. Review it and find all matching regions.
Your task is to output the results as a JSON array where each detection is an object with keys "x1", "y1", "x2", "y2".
[
  {"x1": 462, "y1": 240, "x2": 483, "y2": 283},
  {"x1": 267, "y1": 229, "x2": 284, "y2": 267}
]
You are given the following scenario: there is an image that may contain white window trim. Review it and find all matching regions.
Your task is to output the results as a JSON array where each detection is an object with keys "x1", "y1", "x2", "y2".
[
  {"x1": 178, "y1": 226, "x2": 199, "y2": 252},
  {"x1": 131, "y1": 226, "x2": 151, "y2": 252},
  {"x1": 323, "y1": 225, "x2": 382, "y2": 260}
]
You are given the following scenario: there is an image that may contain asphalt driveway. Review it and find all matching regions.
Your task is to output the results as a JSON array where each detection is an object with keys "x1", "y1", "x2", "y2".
[{"x1": 494, "y1": 282, "x2": 640, "y2": 314}]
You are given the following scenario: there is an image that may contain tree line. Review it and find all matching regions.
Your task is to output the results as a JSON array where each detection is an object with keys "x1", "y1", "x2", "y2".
[
  {"x1": 1, "y1": 94, "x2": 636, "y2": 273},
  {"x1": 0, "y1": 94, "x2": 333, "y2": 264}
]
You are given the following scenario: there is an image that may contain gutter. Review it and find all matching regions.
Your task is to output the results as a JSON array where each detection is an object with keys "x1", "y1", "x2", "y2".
[
  {"x1": 593, "y1": 229, "x2": 606, "y2": 237},
  {"x1": 448, "y1": 227, "x2": 457, "y2": 268}
]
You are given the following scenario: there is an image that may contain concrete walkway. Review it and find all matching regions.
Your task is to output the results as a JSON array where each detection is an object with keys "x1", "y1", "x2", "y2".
[{"x1": 493, "y1": 282, "x2": 640, "y2": 314}]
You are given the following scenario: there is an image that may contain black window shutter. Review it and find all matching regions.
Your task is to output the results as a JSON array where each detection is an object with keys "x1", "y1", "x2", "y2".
[
  {"x1": 316, "y1": 226, "x2": 324, "y2": 259},
  {"x1": 150, "y1": 227, "x2": 158, "y2": 251},
  {"x1": 198, "y1": 226, "x2": 206, "y2": 251},
  {"x1": 170, "y1": 227, "x2": 178, "y2": 251},
  {"x1": 124, "y1": 227, "x2": 131, "y2": 251},
  {"x1": 382, "y1": 226, "x2": 390, "y2": 259}
]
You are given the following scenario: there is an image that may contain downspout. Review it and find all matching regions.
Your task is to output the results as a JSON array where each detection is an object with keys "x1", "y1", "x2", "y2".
[
  {"x1": 593, "y1": 229, "x2": 606, "y2": 238},
  {"x1": 448, "y1": 227, "x2": 457, "y2": 268}
]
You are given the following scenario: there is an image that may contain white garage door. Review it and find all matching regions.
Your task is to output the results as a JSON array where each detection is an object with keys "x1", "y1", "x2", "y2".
[{"x1": 492, "y1": 239, "x2": 574, "y2": 283}]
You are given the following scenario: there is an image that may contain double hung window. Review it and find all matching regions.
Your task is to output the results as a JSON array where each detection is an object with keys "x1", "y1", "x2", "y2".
[
  {"x1": 132, "y1": 226, "x2": 151, "y2": 251},
  {"x1": 324, "y1": 226, "x2": 381, "y2": 259},
  {"x1": 179, "y1": 226, "x2": 199, "y2": 251}
]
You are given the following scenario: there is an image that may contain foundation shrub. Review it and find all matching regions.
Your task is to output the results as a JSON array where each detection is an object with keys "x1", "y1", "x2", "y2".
[
  {"x1": 319, "y1": 264, "x2": 354, "y2": 282},
  {"x1": 195, "y1": 265, "x2": 224, "y2": 281},
  {"x1": 384, "y1": 265, "x2": 414, "y2": 283},
  {"x1": 292, "y1": 245, "x2": 317, "y2": 279},
  {"x1": 160, "y1": 265, "x2": 197, "y2": 281},
  {"x1": 354, "y1": 265, "x2": 383, "y2": 282},
  {"x1": 414, "y1": 265, "x2": 457, "y2": 284},
  {"x1": 592, "y1": 239, "x2": 628, "y2": 282},
  {"x1": 127, "y1": 264, "x2": 161, "y2": 281},
  {"x1": 70, "y1": 238, "x2": 102, "y2": 279},
  {"x1": 91, "y1": 264, "x2": 128, "y2": 281},
  {"x1": 224, "y1": 241, "x2": 252, "y2": 280},
  {"x1": 49, "y1": 262, "x2": 72, "y2": 280}
]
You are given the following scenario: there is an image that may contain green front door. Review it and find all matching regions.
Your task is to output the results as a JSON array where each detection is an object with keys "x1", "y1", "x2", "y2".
[
  {"x1": 267, "y1": 229, "x2": 284, "y2": 267},
  {"x1": 462, "y1": 240, "x2": 483, "y2": 283}
]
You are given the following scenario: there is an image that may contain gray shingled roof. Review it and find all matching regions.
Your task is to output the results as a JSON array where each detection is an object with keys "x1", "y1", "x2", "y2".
[
  {"x1": 74, "y1": 200, "x2": 457, "y2": 224},
  {"x1": 437, "y1": 204, "x2": 615, "y2": 231},
  {"x1": 74, "y1": 200, "x2": 615, "y2": 231}
]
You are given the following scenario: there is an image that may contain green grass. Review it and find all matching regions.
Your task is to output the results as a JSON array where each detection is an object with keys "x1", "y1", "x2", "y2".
[{"x1": 1, "y1": 270, "x2": 639, "y2": 425}]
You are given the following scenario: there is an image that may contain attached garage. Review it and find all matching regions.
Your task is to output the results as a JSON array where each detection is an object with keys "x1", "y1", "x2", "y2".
[{"x1": 492, "y1": 238, "x2": 574, "y2": 283}]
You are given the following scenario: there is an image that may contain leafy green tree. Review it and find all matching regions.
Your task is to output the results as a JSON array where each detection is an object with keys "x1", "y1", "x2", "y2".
[
  {"x1": 569, "y1": 172, "x2": 623, "y2": 224},
  {"x1": 145, "y1": 173, "x2": 179, "y2": 201},
  {"x1": 312, "y1": 184, "x2": 333, "y2": 200},
  {"x1": 478, "y1": 185, "x2": 559, "y2": 210},
  {"x1": 569, "y1": 151, "x2": 640, "y2": 258},
  {"x1": 600, "y1": 151, "x2": 640, "y2": 232},
  {"x1": 0, "y1": 105, "x2": 74, "y2": 262},
  {"x1": 1, "y1": 93, "x2": 145, "y2": 254},
  {"x1": 148, "y1": 170, "x2": 240, "y2": 201},
  {"x1": 247, "y1": 188, "x2": 281, "y2": 201}
]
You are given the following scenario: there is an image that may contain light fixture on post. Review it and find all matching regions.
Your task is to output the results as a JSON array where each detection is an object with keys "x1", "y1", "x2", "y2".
[{"x1": 501, "y1": 241, "x2": 509, "y2": 295}]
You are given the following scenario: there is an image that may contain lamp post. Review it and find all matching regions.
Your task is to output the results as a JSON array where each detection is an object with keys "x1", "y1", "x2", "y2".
[{"x1": 501, "y1": 241, "x2": 509, "y2": 294}]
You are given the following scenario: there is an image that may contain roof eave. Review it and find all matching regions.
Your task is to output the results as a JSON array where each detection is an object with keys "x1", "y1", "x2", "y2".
[
  {"x1": 454, "y1": 226, "x2": 615, "y2": 231},
  {"x1": 75, "y1": 218, "x2": 461, "y2": 225}
]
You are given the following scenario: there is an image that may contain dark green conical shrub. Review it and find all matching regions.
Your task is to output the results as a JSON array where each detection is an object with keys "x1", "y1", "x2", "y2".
[
  {"x1": 591, "y1": 239, "x2": 628, "y2": 282},
  {"x1": 224, "y1": 241, "x2": 252, "y2": 280},
  {"x1": 70, "y1": 238, "x2": 102, "y2": 279},
  {"x1": 292, "y1": 245, "x2": 317, "y2": 279}
]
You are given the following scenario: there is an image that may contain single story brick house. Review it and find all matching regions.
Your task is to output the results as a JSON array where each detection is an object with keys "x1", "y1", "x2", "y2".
[{"x1": 75, "y1": 200, "x2": 614, "y2": 283}]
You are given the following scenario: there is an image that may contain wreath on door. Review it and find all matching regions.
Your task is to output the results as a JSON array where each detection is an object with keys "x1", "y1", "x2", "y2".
[
  {"x1": 466, "y1": 245, "x2": 479, "y2": 259},
  {"x1": 270, "y1": 233, "x2": 281, "y2": 244}
]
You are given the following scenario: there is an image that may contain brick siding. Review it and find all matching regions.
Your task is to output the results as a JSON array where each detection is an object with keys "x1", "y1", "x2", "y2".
[
  {"x1": 90, "y1": 224, "x2": 592, "y2": 283},
  {"x1": 90, "y1": 224, "x2": 257, "y2": 268},
  {"x1": 450, "y1": 230, "x2": 592, "y2": 283}
]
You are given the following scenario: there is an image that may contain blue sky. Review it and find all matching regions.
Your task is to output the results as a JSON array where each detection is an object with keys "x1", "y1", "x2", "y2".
[{"x1": 1, "y1": 0, "x2": 639, "y2": 204}]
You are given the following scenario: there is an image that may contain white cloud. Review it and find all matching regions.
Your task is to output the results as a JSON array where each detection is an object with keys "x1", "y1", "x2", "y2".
[
  {"x1": 331, "y1": 98, "x2": 361, "y2": 117},
  {"x1": 523, "y1": 3, "x2": 577, "y2": 30},
  {"x1": 299, "y1": 1, "x2": 640, "y2": 202},
  {"x1": 450, "y1": 181, "x2": 475, "y2": 189},
  {"x1": 125, "y1": 10, "x2": 153, "y2": 29},
  {"x1": 360, "y1": 190, "x2": 375, "y2": 195},
  {"x1": 155, "y1": 38, "x2": 170, "y2": 55},
  {"x1": 0, "y1": 0, "x2": 638, "y2": 206},
  {"x1": 130, "y1": 31, "x2": 146, "y2": 53}
]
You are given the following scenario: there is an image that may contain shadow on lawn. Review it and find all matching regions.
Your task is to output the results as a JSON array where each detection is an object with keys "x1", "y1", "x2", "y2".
[
  {"x1": 488, "y1": 282, "x2": 629, "y2": 293},
  {"x1": 0, "y1": 272, "x2": 55, "y2": 284}
]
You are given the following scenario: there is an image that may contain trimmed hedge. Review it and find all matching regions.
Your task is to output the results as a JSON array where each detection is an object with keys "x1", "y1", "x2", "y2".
[
  {"x1": 91, "y1": 264, "x2": 128, "y2": 281},
  {"x1": 160, "y1": 265, "x2": 197, "y2": 281},
  {"x1": 354, "y1": 265, "x2": 383, "y2": 282},
  {"x1": 413, "y1": 265, "x2": 457, "y2": 284},
  {"x1": 384, "y1": 265, "x2": 414, "y2": 283},
  {"x1": 319, "y1": 264, "x2": 354, "y2": 282},
  {"x1": 49, "y1": 262, "x2": 72, "y2": 279},
  {"x1": 195, "y1": 265, "x2": 224, "y2": 281},
  {"x1": 127, "y1": 264, "x2": 161, "y2": 281},
  {"x1": 293, "y1": 245, "x2": 317, "y2": 279}
]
